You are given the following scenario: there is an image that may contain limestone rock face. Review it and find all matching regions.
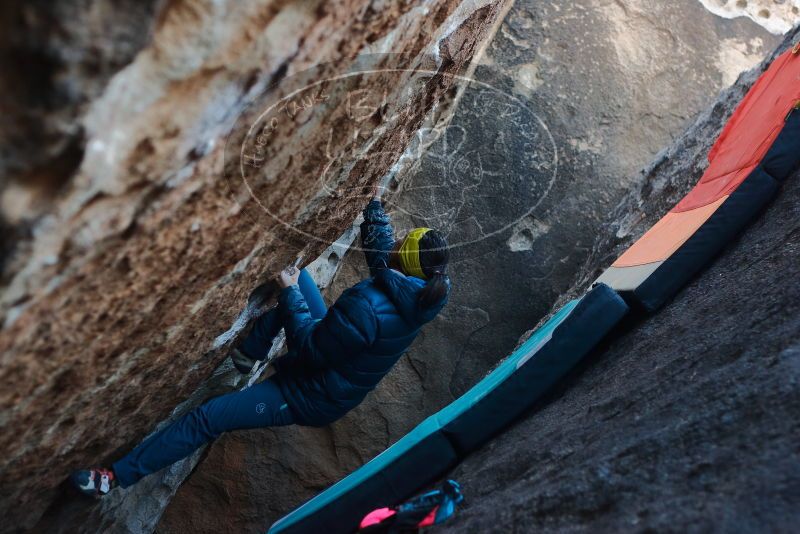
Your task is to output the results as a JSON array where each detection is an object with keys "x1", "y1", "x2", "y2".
[
  {"x1": 441, "y1": 27, "x2": 800, "y2": 532},
  {"x1": 0, "y1": 0, "x2": 508, "y2": 531},
  {"x1": 698, "y1": 0, "x2": 800, "y2": 35},
  {"x1": 160, "y1": 1, "x2": 782, "y2": 532},
  {"x1": 0, "y1": 1, "x2": 162, "y2": 203}
]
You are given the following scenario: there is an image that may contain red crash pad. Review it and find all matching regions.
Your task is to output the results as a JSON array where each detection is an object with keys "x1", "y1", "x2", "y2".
[{"x1": 675, "y1": 47, "x2": 800, "y2": 213}]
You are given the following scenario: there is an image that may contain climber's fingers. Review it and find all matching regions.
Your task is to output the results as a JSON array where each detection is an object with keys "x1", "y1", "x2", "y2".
[
  {"x1": 278, "y1": 265, "x2": 301, "y2": 288},
  {"x1": 371, "y1": 181, "x2": 384, "y2": 202}
]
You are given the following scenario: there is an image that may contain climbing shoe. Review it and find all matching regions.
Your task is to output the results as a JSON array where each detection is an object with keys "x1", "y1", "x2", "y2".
[
  {"x1": 231, "y1": 347, "x2": 258, "y2": 374},
  {"x1": 70, "y1": 467, "x2": 117, "y2": 497}
]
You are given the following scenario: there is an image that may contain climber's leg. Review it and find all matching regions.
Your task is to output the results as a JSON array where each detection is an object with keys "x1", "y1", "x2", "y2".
[
  {"x1": 238, "y1": 306, "x2": 282, "y2": 361},
  {"x1": 238, "y1": 268, "x2": 326, "y2": 361},
  {"x1": 111, "y1": 378, "x2": 293, "y2": 488}
]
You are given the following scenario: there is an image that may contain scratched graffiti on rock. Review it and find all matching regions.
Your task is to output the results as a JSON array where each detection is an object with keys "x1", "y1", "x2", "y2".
[{"x1": 228, "y1": 57, "x2": 558, "y2": 252}]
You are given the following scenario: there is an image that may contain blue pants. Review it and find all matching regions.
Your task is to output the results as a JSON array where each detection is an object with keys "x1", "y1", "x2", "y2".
[{"x1": 113, "y1": 269, "x2": 327, "y2": 487}]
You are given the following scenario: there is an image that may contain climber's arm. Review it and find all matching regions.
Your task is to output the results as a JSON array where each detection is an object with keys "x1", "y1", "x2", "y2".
[
  {"x1": 278, "y1": 284, "x2": 317, "y2": 354},
  {"x1": 274, "y1": 265, "x2": 319, "y2": 368},
  {"x1": 279, "y1": 286, "x2": 377, "y2": 369},
  {"x1": 360, "y1": 198, "x2": 395, "y2": 276}
]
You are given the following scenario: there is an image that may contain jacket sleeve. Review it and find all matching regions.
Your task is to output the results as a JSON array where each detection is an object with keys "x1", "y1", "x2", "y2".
[
  {"x1": 360, "y1": 200, "x2": 395, "y2": 276},
  {"x1": 278, "y1": 285, "x2": 378, "y2": 370},
  {"x1": 278, "y1": 285, "x2": 316, "y2": 354}
]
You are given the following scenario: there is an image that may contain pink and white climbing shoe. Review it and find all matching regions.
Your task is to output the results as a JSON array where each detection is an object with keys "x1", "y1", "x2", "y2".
[{"x1": 70, "y1": 467, "x2": 117, "y2": 497}]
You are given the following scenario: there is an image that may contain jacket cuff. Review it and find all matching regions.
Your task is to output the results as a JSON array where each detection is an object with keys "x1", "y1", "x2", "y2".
[{"x1": 363, "y1": 200, "x2": 389, "y2": 224}]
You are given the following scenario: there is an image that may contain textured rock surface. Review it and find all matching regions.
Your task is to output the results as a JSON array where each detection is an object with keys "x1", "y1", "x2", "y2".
[
  {"x1": 440, "y1": 26, "x2": 800, "y2": 533},
  {"x1": 161, "y1": 1, "x2": 782, "y2": 532},
  {"x1": 31, "y1": 233, "x2": 355, "y2": 534},
  {"x1": 698, "y1": 0, "x2": 800, "y2": 35},
  {"x1": 0, "y1": 1, "x2": 161, "y2": 210},
  {"x1": 0, "y1": 0, "x2": 508, "y2": 531}
]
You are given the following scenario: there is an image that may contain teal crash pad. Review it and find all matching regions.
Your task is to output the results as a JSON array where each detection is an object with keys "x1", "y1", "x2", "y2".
[
  {"x1": 268, "y1": 283, "x2": 628, "y2": 534},
  {"x1": 438, "y1": 283, "x2": 628, "y2": 453}
]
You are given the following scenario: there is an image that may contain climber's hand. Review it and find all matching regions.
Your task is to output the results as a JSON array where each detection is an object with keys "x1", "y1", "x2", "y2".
[
  {"x1": 371, "y1": 181, "x2": 384, "y2": 202},
  {"x1": 278, "y1": 265, "x2": 301, "y2": 288}
]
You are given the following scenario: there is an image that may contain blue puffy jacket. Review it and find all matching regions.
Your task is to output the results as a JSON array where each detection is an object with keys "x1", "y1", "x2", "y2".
[{"x1": 273, "y1": 201, "x2": 450, "y2": 426}]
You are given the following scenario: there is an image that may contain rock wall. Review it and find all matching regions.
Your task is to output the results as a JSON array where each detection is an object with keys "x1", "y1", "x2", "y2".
[
  {"x1": 0, "y1": 1, "x2": 162, "y2": 206},
  {"x1": 0, "y1": 0, "x2": 509, "y2": 531},
  {"x1": 440, "y1": 26, "x2": 800, "y2": 532},
  {"x1": 698, "y1": 0, "x2": 800, "y2": 35},
  {"x1": 160, "y1": 1, "x2": 780, "y2": 531}
]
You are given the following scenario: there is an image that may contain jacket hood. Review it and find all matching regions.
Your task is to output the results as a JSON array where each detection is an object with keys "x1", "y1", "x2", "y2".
[{"x1": 375, "y1": 268, "x2": 450, "y2": 325}]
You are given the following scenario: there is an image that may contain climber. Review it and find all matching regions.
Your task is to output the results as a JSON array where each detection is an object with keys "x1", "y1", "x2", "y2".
[{"x1": 70, "y1": 186, "x2": 451, "y2": 496}]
